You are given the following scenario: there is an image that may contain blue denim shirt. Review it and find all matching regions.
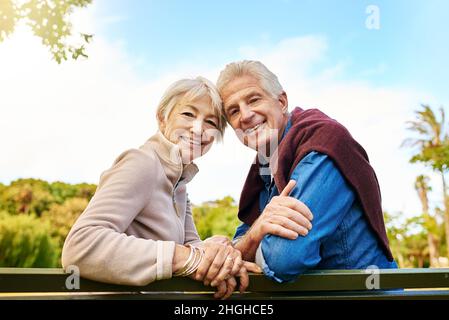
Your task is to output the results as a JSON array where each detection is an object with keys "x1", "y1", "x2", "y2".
[{"x1": 233, "y1": 119, "x2": 397, "y2": 283}]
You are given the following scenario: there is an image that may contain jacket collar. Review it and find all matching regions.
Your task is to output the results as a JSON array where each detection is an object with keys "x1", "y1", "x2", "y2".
[{"x1": 145, "y1": 131, "x2": 199, "y2": 186}]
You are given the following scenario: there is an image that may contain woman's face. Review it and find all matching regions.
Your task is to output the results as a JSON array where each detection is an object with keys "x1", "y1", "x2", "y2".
[{"x1": 160, "y1": 96, "x2": 220, "y2": 164}]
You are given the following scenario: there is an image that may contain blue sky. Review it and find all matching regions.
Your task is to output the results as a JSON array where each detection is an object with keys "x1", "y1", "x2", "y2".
[
  {"x1": 94, "y1": 0, "x2": 449, "y2": 98},
  {"x1": 1, "y1": 0, "x2": 448, "y2": 217}
]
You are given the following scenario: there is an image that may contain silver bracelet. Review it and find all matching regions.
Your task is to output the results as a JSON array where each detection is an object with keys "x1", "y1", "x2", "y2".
[{"x1": 173, "y1": 245, "x2": 195, "y2": 277}]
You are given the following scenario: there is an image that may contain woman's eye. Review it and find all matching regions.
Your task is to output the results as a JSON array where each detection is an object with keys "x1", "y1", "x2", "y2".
[
  {"x1": 207, "y1": 120, "x2": 217, "y2": 127},
  {"x1": 182, "y1": 112, "x2": 194, "y2": 117},
  {"x1": 228, "y1": 108, "x2": 238, "y2": 116}
]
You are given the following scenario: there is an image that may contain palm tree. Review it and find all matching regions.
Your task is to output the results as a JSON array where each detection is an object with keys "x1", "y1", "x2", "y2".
[
  {"x1": 414, "y1": 175, "x2": 440, "y2": 267},
  {"x1": 403, "y1": 104, "x2": 449, "y2": 258}
]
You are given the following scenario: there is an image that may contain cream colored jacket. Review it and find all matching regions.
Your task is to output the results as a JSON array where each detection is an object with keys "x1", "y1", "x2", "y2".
[{"x1": 61, "y1": 131, "x2": 202, "y2": 285}]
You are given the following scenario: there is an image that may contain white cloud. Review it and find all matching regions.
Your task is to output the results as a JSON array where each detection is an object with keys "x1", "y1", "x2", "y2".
[
  {"x1": 0, "y1": 7, "x2": 443, "y2": 218},
  {"x1": 0, "y1": 11, "x2": 159, "y2": 184},
  {"x1": 360, "y1": 62, "x2": 387, "y2": 76}
]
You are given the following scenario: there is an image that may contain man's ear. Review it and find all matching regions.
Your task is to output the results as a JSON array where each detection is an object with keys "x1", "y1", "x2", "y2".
[{"x1": 278, "y1": 91, "x2": 288, "y2": 113}]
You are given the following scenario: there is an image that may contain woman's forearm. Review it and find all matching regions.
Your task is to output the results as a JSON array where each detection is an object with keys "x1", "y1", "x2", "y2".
[{"x1": 172, "y1": 244, "x2": 191, "y2": 273}]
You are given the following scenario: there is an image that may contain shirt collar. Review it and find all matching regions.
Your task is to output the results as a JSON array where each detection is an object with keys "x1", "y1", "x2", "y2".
[
  {"x1": 259, "y1": 114, "x2": 293, "y2": 182},
  {"x1": 281, "y1": 114, "x2": 293, "y2": 141}
]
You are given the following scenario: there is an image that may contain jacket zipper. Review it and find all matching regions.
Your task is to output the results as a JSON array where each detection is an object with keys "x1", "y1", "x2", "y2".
[
  {"x1": 172, "y1": 176, "x2": 184, "y2": 243},
  {"x1": 172, "y1": 166, "x2": 183, "y2": 217}
]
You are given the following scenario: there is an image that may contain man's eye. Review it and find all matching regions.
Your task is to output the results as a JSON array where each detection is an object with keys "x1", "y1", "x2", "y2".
[
  {"x1": 182, "y1": 112, "x2": 194, "y2": 117},
  {"x1": 249, "y1": 97, "x2": 260, "y2": 104},
  {"x1": 228, "y1": 108, "x2": 238, "y2": 116}
]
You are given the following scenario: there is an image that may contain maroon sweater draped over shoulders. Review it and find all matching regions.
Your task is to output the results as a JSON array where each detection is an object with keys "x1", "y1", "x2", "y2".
[{"x1": 238, "y1": 107, "x2": 393, "y2": 261}]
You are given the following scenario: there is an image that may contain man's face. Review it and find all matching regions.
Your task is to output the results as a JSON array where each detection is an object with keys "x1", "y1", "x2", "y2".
[{"x1": 221, "y1": 75, "x2": 288, "y2": 155}]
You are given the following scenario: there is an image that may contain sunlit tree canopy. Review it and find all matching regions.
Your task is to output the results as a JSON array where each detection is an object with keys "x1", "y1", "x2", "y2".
[{"x1": 0, "y1": 0, "x2": 93, "y2": 63}]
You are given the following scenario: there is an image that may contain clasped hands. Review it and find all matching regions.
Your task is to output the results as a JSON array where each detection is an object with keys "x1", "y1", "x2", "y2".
[
  {"x1": 188, "y1": 236, "x2": 260, "y2": 299},
  {"x1": 191, "y1": 180, "x2": 313, "y2": 299}
]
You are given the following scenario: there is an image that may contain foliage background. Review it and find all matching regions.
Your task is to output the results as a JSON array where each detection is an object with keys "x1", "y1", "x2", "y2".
[
  {"x1": 0, "y1": 179, "x2": 95, "y2": 267},
  {"x1": 1, "y1": 177, "x2": 447, "y2": 268},
  {"x1": 0, "y1": 179, "x2": 242, "y2": 267}
]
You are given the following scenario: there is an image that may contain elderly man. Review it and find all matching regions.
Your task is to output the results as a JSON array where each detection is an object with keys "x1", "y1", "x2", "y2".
[{"x1": 216, "y1": 60, "x2": 397, "y2": 283}]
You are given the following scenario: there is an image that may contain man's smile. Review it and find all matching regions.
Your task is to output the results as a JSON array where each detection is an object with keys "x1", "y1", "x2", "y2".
[{"x1": 244, "y1": 120, "x2": 267, "y2": 135}]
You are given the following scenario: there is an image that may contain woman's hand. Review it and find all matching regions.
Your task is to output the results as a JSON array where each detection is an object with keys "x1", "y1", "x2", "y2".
[
  {"x1": 203, "y1": 235, "x2": 232, "y2": 246},
  {"x1": 193, "y1": 242, "x2": 236, "y2": 285},
  {"x1": 210, "y1": 261, "x2": 262, "y2": 299},
  {"x1": 213, "y1": 276, "x2": 237, "y2": 299},
  {"x1": 189, "y1": 241, "x2": 262, "y2": 299}
]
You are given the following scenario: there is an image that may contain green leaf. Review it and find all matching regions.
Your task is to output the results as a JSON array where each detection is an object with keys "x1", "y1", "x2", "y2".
[{"x1": 0, "y1": 0, "x2": 93, "y2": 63}]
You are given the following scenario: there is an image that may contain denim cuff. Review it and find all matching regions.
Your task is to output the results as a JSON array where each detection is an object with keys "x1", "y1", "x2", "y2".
[
  {"x1": 255, "y1": 242, "x2": 285, "y2": 283},
  {"x1": 255, "y1": 243, "x2": 266, "y2": 268}
]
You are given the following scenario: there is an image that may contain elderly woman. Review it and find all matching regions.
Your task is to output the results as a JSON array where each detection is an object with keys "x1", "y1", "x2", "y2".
[{"x1": 61, "y1": 77, "x2": 260, "y2": 299}]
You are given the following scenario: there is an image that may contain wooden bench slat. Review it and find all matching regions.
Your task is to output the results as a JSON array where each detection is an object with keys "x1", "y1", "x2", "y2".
[{"x1": 1, "y1": 268, "x2": 449, "y2": 294}]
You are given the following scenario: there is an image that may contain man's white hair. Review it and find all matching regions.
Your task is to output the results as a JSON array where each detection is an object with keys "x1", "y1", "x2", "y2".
[
  {"x1": 216, "y1": 60, "x2": 284, "y2": 98},
  {"x1": 156, "y1": 76, "x2": 226, "y2": 139}
]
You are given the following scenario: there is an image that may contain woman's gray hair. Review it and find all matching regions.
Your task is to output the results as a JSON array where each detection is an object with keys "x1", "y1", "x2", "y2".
[
  {"x1": 216, "y1": 60, "x2": 284, "y2": 98},
  {"x1": 156, "y1": 76, "x2": 226, "y2": 139}
]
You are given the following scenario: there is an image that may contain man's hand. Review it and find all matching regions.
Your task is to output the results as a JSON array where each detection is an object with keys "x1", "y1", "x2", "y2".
[
  {"x1": 248, "y1": 180, "x2": 313, "y2": 243},
  {"x1": 234, "y1": 180, "x2": 314, "y2": 261}
]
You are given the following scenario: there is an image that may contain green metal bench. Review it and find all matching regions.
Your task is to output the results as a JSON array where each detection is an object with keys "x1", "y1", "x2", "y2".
[{"x1": 1, "y1": 268, "x2": 449, "y2": 300}]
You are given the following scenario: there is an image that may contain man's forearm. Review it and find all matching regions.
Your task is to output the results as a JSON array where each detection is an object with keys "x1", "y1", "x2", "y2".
[{"x1": 233, "y1": 230, "x2": 262, "y2": 262}]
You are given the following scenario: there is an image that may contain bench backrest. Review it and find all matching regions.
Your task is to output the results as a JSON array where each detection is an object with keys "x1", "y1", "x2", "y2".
[{"x1": 1, "y1": 268, "x2": 449, "y2": 299}]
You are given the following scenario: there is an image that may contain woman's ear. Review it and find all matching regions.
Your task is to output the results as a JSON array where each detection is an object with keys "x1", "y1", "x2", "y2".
[
  {"x1": 157, "y1": 113, "x2": 166, "y2": 133},
  {"x1": 278, "y1": 91, "x2": 288, "y2": 114}
]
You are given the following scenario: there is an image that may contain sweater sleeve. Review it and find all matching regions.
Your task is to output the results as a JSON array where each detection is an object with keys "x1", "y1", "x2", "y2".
[
  {"x1": 61, "y1": 149, "x2": 175, "y2": 286},
  {"x1": 183, "y1": 196, "x2": 203, "y2": 246}
]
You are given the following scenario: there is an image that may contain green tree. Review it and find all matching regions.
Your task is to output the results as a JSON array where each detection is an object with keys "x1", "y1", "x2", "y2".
[
  {"x1": 414, "y1": 175, "x2": 440, "y2": 266},
  {"x1": 0, "y1": 211, "x2": 59, "y2": 267},
  {"x1": 384, "y1": 210, "x2": 446, "y2": 268},
  {"x1": 400, "y1": 215, "x2": 429, "y2": 268},
  {"x1": 405, "y1": 231, "x2": 429, "y2": 268},
  {"x1": 0, "y1": 178, "x2": 95, "y2": 216},
  {"x1": 193, "y1": 197, "x2": 240, "y2": 240},
  {"x1": 41, "y1": 196, "x2": 87, "y2": 255},
  {"x1": 49, "y1": 181, "x2": 96, "y2": 204},
  {"x1": 0, "y1": 179, "x2": 94, "y2": 267},
  {"x1": 0, "y1": 0, "x2": 93, "y2": 63},
  {"x1": 384, "y1": 211, "x2": 407, "y2": 268},
  {"x1": 72, "y1": 182, "x2": 96, "y2": 200},
  {"x1": 435, "y1": 207, "x2": 448, "y2": 255},
  {"x1": 404, "y1": 104, "x2": 449, "y2": 257},
  {"x1": 0, "y1": 178, "x2": 54, "y2": 216}
]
